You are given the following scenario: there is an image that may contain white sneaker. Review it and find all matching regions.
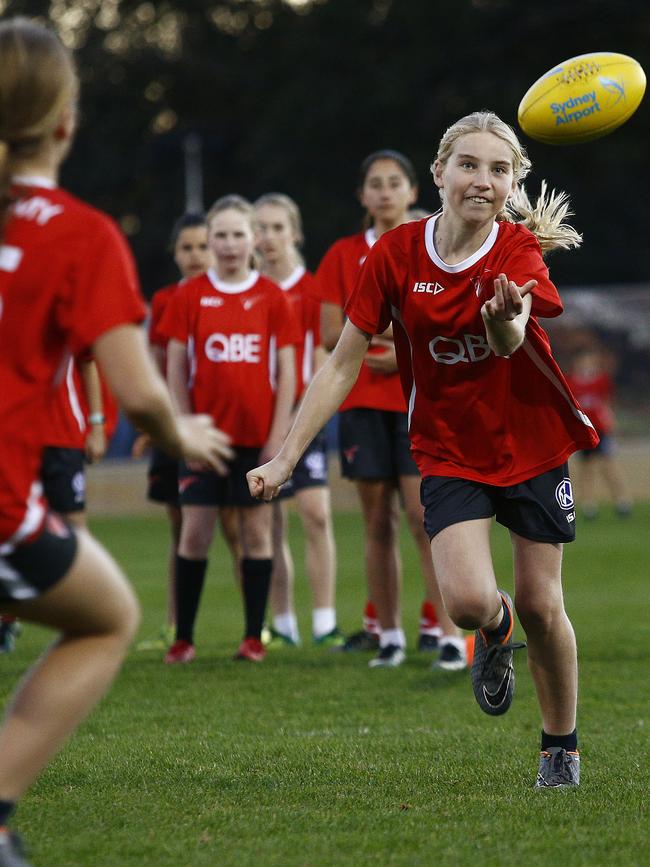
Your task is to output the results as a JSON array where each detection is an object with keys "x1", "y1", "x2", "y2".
[{"x1": 369, "y1": 644, "x2": 406, "y2": 668}]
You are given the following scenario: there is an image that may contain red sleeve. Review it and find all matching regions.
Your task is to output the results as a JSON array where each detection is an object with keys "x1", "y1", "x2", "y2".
[
  {"x1": 344, "y1": 241, "x2": 393, "y2": 335},
  {"x1": 505, "y1": 232, "x2": 563, "y2": 318},
  {"x1": 273, "y1": 290, "x2": 302, "y2": 349},
  {"x1": 158, "y1": 285, "x2": 190, "y2": 344},
  {"x1": 149, "y1": 289, "x2": 171, "y2": 347},
  {"x1": 61, "y1": 217, "x2": 146, "y2": 354},
  {"x1": 313, "y1": 241, "x2": 347, "y2": 307}
]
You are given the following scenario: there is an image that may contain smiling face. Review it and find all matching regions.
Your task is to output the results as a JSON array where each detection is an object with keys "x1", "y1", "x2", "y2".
[
  {"x1": 173, "y1": 225, "x2": 210, "y2": 279},
  {"x1": 359, "y1": 158, "x2": 417, "y2": 228},
  {"x1": 255, "y1": 202, "x2": 298, "y2": 268},
  {"x1": 208, "y1": 208, "x2": 256, "y2": 282},
  {"x1": 433, "y1": 131, "x2": 516, "y2": 226}
]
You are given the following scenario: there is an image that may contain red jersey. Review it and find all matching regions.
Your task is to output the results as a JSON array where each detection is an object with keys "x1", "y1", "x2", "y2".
[
  {"x1": 159, "y1": 269, "x2": 300, "y2": 447},
  {"x1": 148, "y1": 281, "x2": 183, "y2": 377},
  {"x1": 345, "y1": 215, "x2": 599, "y2": 486},
  {"x1": 0, "y1": 178, "x2": 145, "y2": 548},
  {"x1": 277, "y1": 266, "x2": 320, "y2": 399},
  {"x1": 47, "y1": 356, "x2": 120, "y2": 449},
  {"x1": 313, "y1": 229, "x2": 405, "y2": 413},
  {"x1": 565, "y1": 370, "x2": 614, "y2": 434}
]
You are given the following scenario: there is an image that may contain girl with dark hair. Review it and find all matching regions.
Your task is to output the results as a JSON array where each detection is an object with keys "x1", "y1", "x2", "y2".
[{"x1": 312, "y1": 149, "x2": 463, "y2": 668}]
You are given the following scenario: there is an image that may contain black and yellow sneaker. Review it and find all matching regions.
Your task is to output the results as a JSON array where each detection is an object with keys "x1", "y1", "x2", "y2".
[
  {"x1": 471, "y1": 590, "x2": 526, "y2": 716},
  {"x1": 0, "y1": 828, "x2": 31, "y2": 867},
  {"x1": 534, "y1": 748, "x2": 580, "y2": 788}
]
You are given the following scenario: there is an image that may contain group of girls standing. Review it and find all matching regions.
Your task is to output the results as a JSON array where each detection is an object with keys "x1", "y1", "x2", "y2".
[{"x1": 147, "y1": 150, "x2": 470, "y2": 670}]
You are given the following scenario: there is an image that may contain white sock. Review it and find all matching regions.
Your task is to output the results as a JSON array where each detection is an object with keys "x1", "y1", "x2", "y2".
[
  {"x1": 312, "y1": 607, "x2": 336, "y2": 638},
  {"x1": 273, "y1": 612, "x2": 299, "y2": 643},
  {"x1": 380, "y1": 628, "x2": 406, "y2": 649},
  {"x1": 439, "y1": 635, "x2": 466, "y2": 654}
]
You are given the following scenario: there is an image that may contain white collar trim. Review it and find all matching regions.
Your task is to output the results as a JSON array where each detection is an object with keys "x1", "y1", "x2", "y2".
[
  {"x1": 424, "y1": 213, "x2": 499, "y2": 273},
  {"x1": 364, "y1": 227, "x2": 377, "y2": 249},
  {"x1": 279, "y1": 265, "x2": 306, "y2": 291},
  {"x1": 12, "y1": 174, "x2": 57, "y2": 190},
  {"x1": 207, "y1": 268, "x2": 259, "y2": 294}
]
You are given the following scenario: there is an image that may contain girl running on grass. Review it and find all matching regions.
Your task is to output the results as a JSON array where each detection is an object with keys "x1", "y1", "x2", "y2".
[
  {"x1": 255, "y1": 193, "x2": 342, "y2": 649},
  {"x1": 161, "y1": 195, "x2": 299, "y2": 663},
  {"x1": 247, "y1": 111, "x2": 598, "y2": 788},
  {"x1": 312, "y1": 150, "x2": 463, "y2": 668},
  {"x1": 0, "y1": 18, "x2": 232, "y2": 866}
]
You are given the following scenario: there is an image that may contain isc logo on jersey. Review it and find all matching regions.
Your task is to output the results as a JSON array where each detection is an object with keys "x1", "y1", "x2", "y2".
[
  {"x1": 429, "y1": 334, "x2": 491, "y2": 365},
  {"x1": 205, "y1": 333, "x2": 261, "y2": 363}
]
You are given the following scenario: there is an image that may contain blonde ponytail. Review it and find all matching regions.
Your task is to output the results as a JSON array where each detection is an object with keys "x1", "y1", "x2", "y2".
[{"x1": 501, "y1": 180, "x2": 582, "y2": 253}]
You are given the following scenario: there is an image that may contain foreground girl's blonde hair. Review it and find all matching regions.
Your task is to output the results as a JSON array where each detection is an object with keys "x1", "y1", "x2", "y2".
[{"x1": 432, "y1": 111, "x2": 582, "y2": 253}]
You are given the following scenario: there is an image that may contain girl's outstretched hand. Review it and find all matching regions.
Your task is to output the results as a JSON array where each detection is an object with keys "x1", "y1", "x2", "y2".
[{"x1": 482, "y1": 273, "x2": 537, "y2": 322}]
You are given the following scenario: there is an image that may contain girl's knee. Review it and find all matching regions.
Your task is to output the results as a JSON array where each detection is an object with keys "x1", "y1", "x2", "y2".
[
  {"x1": 515, "y1": 591, "x2": 562, "y2": 635},
  {"x1": 445, "y1": 589, "x2": 499, "y2": 630}
]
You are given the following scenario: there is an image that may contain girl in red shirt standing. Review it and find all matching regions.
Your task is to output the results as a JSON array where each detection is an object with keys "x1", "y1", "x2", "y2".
[
  {"x1": 162, "y1": 195, "x2": 298, "y2": 663},
  {"x1": 248, "y1": 112, "x2": 597, "y2": 788},
  {"x1": 0, "y1": 19, "x2": 231, "y2": 863},
  {"x1": 313, "y1": 150, "x2": 463, "y2": 668},
  {"x1": 255, "y1": 193, "x2": 342, "y2": 648}
]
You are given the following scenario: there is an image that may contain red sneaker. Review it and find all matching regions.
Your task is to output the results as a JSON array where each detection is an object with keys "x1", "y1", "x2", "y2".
[
  {"x1": 234, "y1": 637, "x2": 266, "y2": 662},
  {"x1": 164, "y1": 639, "x2": 195, "y2": 664}
]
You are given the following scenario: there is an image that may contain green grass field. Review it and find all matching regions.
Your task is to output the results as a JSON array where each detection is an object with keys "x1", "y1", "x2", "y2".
[{"x1": 2, "y1": 505, "x2": 648, "y2": 866}]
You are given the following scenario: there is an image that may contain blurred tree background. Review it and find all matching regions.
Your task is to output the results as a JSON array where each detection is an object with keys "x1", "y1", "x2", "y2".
[{"x1": 2, "y1": 0, "x2": 649, "y2": 293}]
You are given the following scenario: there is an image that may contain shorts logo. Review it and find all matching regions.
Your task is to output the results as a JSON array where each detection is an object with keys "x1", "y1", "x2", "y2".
[
  {"x1": 305, "y1": 451, "x2": 326, "y2": 480},
  {"x1": 343, "y1": 445, "x2": 359, "y2": 465},
  {"x1": 72, "y1": 471, "x2": 86, "y2": 504},
  {"x1": 555, "y1": 478, "x2": 574, "y2": 510},
  {"x1": 179, "y1": 475, "x2": 200, "y2": 494}
]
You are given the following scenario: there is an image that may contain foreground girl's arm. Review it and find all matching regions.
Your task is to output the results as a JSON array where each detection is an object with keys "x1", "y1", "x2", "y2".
[{"x1": 247, "y1": 320, "x2": 371, "y2": 499}]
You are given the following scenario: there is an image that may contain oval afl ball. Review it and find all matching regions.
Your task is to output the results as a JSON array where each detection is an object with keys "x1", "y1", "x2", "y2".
[{"x1": 518, "y1": 52, "x2": 646, "y2": 145}]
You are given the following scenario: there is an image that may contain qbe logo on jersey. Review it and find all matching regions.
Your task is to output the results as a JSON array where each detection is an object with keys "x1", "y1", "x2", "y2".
[{"x1": 555, "y1": 478, "x2": 574, "y2": 510}]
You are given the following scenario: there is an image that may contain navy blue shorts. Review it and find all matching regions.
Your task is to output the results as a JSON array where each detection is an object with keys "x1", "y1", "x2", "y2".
[
  {"x1": 178, "y1": 447, "x2": 264, "y2": 508},
  {"x1": 421, "y1": 463, "x2": 576, "y2": 544},
  {"x1": 148, "y1": 447, "x2": 180, "y2": 506},
  {"x1": 0, "y1": 515, "x2": 78, "y2": 602},
  {"x1": 280, "y1": 430, "x2": 328, "y2": 498},
  {"x1": 41, "y1": 447, "x2": 86, "y2": 514},
  {"x1": 338, "y1": 409, "x2": 418, "y2": 481}
]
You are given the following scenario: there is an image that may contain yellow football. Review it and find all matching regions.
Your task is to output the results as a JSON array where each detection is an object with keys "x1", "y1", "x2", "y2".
[{"x1": 518, "y1": 52, "x2": 646, "y2": 145}]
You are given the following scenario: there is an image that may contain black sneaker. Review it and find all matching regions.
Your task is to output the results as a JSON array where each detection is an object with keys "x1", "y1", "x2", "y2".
[
  {"x1": 417, "y1": 632, "x2": 440, "y2": 653},
  {"x1": 433, "y1": 640, "x2": 467, "y2": 671},
  {"x1": 471, "y1": 591, "x2": 526, "y2": 716},
  {"x1": 368, "y1": 644, "x2": 406, "y2": 668},
  {"x1": 534, "y1": 748, "x2": 580, "y2": 788},
  {"x1": 340, "y1": 629, "x2": 380, "y2": 652},
  {"x1": 0, "y1": 829, "x2": 31, "y2": 867}
]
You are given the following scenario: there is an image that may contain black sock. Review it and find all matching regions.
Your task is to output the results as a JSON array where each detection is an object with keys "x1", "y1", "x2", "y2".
[
  {"x1": 541, "y1": 729, "x2": 578, "y2": 752},
  {"x1": 241, "y1": 558, "x2": 272, "y2": 639},
  {"x1": 0, "y1": 800, "x2": 15, "y2": 827},
  {"x1": 175, "y1": 556, "x2": 208, "y2": 643},
  {"x1": 484, "y1": 593, "x2": 512, "y2": 642}
]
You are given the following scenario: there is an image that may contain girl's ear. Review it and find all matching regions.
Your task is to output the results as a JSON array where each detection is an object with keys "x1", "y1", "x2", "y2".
[
  {"x1": 432, "y1": 160, "x2": 444, "y2": 190},
  {"x1": 53, "y1": 102, "x2": 77, "y2": 141}
]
